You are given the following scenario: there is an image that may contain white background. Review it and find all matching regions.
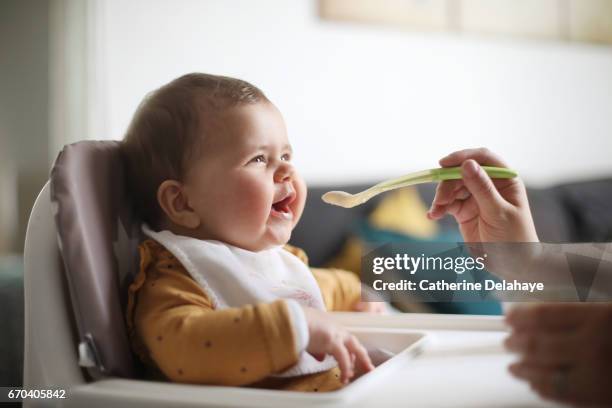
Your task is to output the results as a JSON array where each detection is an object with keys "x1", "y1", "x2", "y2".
[{"x1": 98, "y1": 0, "x2": 612, "y2": 186}]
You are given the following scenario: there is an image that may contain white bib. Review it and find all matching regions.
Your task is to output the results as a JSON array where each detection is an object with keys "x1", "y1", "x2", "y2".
[{"x1": 142, "y1": 224, "x2": 337, "y2": 377}]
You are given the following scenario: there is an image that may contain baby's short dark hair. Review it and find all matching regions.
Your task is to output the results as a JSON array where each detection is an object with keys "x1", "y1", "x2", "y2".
[{"x1": 120, "y1": 73, "x2": 267, "y2": 227}]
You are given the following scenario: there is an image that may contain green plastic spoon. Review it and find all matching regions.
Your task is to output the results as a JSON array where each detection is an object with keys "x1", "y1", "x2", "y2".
[{"x1": 321, "y1": 166, "x2": 517, "y2": 208}]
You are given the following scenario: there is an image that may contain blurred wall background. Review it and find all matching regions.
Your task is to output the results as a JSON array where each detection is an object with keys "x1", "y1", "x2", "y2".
[
  {"x1": 1, "y1": 0, "x2": 612, "y2": 253},
  {"x1": 98, "y1": 0, "x2": 612, "y2": 185},
  {"x1": 0, "y1": 0, "x2": 50, "y2": 254}
]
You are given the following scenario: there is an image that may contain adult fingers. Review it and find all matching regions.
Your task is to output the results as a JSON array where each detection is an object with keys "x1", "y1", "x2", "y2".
[
  {"x1": 460, "y1": 160, "x2": 510, "y2": 216},
  {"x1": 430, "y1": 180, "x2": 462, "y2": 208},
  {"x1": 427, "y1": 180, "x2": 471, "y2": 220},
  {"x1": 427, "y1": 203, "x2": 448, "y2": 220},
  {"x1": 504, "y1": 333, "x2": 577, "y2": 366},
  {"x1": 439, "y1": 147, "x2": 508, "y2": 168},
  {"x1": 430, "y1": 183, "x2": 499, "y2": 222},
  {"x1": 509, "y1": 362, "x2": 574, "y2": 403},
  {"x1": 454, "y1": 187, "x2": 471, "y2": 200},
  {"x1": 440, "y1": 188, "x2": 474, "y2": 217},
  {"x1": 505, "y1": 304, "x2": 587, "y2": 332},
  {"x1": 445, "y1": 194, "x2": 479, "y2": 226}
]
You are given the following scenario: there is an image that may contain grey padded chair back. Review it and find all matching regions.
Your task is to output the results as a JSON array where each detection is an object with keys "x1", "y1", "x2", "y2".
[{"x1": 50, "y1": 140, "x2": 142, "y2": 379}]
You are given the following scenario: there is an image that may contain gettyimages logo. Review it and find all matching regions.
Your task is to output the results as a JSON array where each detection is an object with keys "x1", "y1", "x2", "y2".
[
  {"x1": 372, "y1": 253, "x2": 487, "y2": 275},
  {"x1": 361, "y1": 242, "x2": 612, "y2": 303}
]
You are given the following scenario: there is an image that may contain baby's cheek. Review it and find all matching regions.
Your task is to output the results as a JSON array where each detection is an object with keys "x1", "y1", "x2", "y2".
[
  {"x1": 291, "y1": 176, "x2": 307, "y2": 226},
  {"x1": 234, "y1": 179, "x2": 271, "y2": 219}
]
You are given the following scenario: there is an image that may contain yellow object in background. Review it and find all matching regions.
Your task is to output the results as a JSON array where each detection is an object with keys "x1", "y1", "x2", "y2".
[
  {"x1": 326, "y1": 187, "x2": 437, "y2": 274},
  {"x1": 368, "y1": 187, "x2": 438, "y2": 239},
  {"x1": 324, "y1": 187, "x2": 437, "y2": 313}
]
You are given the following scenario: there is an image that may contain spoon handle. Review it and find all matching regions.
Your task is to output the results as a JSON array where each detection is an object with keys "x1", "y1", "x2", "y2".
[
  {"x1": 434, "y1": 166, "x2": 517, "y2": 181},
  {"x1": 322, "y1": 166, "x2": 519, "y2": 208},
  {"x1": 374, "y1": 166, "x2": 517, "y2": 190}
]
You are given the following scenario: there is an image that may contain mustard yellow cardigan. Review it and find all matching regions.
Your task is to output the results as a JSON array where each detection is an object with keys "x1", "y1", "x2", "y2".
[{"x1": 125, "y1": 239, "x2": 363, "y2": 392}]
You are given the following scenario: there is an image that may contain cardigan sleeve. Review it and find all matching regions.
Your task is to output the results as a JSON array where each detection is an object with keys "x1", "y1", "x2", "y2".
[
  {"x1": 283, "y1": 244, "x2": 362, "y2": 311},
  {"x1": 310, "y1": 267, "x2": 362, "y2": 311}
]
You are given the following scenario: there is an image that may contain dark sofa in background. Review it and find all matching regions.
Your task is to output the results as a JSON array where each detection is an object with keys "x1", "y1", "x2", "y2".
[
  {"x1": 2, "y1": 177, "x2": 612, "y2": 388},
  {"x1": 290, "y1": 178, "x2": 612, "y2": 267}
]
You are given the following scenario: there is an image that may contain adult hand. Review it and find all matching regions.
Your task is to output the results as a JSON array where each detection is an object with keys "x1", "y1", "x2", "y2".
[
  {"x1": 427, "y1": 148, "x2": 539, "y2": 243},
  {"x1": 505, "y1": 303, "x2": 612, "y2": 405}
]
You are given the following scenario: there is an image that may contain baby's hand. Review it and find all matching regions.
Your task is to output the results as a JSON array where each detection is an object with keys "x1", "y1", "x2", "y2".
[
  {"x1": 353, "y1": 301, "x2": 387, "y2": 314},
  {"x1": 301, "y1": 306, "x2": 374, "y2": 383}
]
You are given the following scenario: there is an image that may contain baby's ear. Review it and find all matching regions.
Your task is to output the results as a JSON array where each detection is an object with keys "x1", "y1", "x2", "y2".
[{"x1": 157, "y1": 180, "x2": 201, "y2": 229}]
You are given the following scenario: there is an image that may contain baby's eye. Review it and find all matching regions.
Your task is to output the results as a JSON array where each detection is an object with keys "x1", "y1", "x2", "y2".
[
  {"x1": 250, "y1": 155, "x2": 266, "y2": 164},
  {"x1": 281, "y1": 153, "x2": 291, "y2": 161}
]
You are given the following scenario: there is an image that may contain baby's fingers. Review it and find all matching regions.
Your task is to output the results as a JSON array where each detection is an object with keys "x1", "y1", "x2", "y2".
[
  {"x1": 346, "y1": 335, "x2": 374, "y2": 372},
  {"x1": 332, "y1": 341, "x2": 353, "y2": 384}
]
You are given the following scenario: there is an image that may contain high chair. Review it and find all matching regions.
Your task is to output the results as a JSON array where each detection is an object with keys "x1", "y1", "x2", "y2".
[
  {"x1": 23, "y1": 141, "x2": 433, "y2": 407},
  {"x1": 23, "y1": 141, "x2": 515, "y2": 408}
]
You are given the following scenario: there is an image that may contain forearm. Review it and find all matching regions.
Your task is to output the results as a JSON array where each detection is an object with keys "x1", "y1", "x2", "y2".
[
  {"x1": 483, "y1": 242, "x2": 612, "y2": 299},
  {"x1": 136, "y1": 299, "x2": 299, "y2": 385},
  {"x1": 312, "y1": 268, "x2": 362, "y2": 311}
]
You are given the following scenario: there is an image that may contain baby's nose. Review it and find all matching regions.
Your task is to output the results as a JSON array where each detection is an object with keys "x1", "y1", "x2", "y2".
[{"x1": 274, "y1": 162, "x2": 293, "y2": 182}]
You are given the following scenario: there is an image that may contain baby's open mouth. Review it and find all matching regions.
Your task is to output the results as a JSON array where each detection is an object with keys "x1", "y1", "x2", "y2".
[{"x1": 271, "y1": 193, "x2": 295, "y2": 220}]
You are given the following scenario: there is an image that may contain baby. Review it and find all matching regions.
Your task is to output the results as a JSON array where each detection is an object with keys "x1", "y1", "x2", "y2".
[{"x1": 121, "y1": 73, "x2": 384, "y2": 392}]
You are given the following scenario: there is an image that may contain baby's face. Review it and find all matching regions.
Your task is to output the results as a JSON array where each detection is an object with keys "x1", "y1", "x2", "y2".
[{"x1": 182, "y1": 102, "x2": 306, "y2": 251}]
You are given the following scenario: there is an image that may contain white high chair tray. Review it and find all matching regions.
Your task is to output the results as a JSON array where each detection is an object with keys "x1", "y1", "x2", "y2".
[
  {"x1": 65, "y1": 327, "x2": 427, "y2": 408},
  {"x1": 58, "y1": 313, "x2": 556, "y2": 408},
  {"x1": 285, "y1": 327, "x2": 428, "y2": 404}
]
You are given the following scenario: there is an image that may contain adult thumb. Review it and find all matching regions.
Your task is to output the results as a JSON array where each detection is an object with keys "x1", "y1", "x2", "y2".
[{"x1": 461, "y1": 159, "x2": 507, "y2": 214}]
